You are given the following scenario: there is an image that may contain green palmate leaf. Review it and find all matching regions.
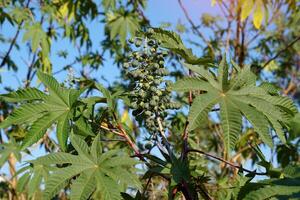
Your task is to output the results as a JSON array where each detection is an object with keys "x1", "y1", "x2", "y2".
[
  {"x1": 21, "y1": 112, "x2": 64, "y2": 150},
  {"x1": 283, "y1": 165, "x2": 300, "y2": 178},
  {"x1": 23, "y1": 23, "x2": 50, "y2": 55},
  {"x1": 229, "y1": 65, "x2": 256, "y2": 90},
  {"x1": 70, "y1": 171, "x2": 96, "y2": 200},
  {"x1": 259, "y1": 82, "x2": 280, "y2": 95},
  {"x1": 91, "y1": 134, "x2": 102, "y2": 162},
  {"x1": 0, "y1": 70, "x2": 86, "y2": 150},
  {"x1": 0, "y1": 88, "x2": 48, "y2": 102},
  {"x1": 16, "y1": 164, "x2": 52, "y2": 198},
  {"x1": 28, "y1": 166, "x2": 44, "y2": 196},
  {"x1": 171, "y1": 77, "x2": 215, "y2": 92},
  {"x1": 220, "y1": 98, "x2": 242, "y2": 155},
  {"x1": 31, "y1": 134, "x2": 140, "y2": 200},
  {"x1": 108, "y1": 12, "x2": 140, "y2": 47},
  {"x1": 95, "y1": 173, "x2": 122, "y2": 200},
  {"x1": 16, "y1": 172, "x2": 31, "y2": 193},
  {"x1": 232, "y1": 99, "x2": 273, "y2": 147},
  {"x1": 174, "y1": 60, "x2": 297, "y2": 155},
  {"x1": 36, "y1": 70, "x2": 68, "y2": 106},
  {"x1": 183, "y1": 63, "x2": 219, "y2": 89},
  {"x1": 152, "y1": 28, "x2": 211, "y2": 65},
  {"x1": 0, "y1": 139, "x2": 21, "y2": 168},
  {"x1": 32, "y1": 152, "x2": 83, "y2": 165},
  {"x1": 70, "y1": 133, "x2": 93, "y2": 161},
  {"x1": 44, "y1": 165, "x2": 89, "y2": 199},
  {"x1": 243, "y1": 180, "x2": 300, "y2": 200},
  {"x1": 188, "y1": 91, "x2": 221, "y2": 131},
  {"x1": 0, "y1": 103, "x2": 50, "y2": 129},
  {"x1": 56, "y1": 112, "x2": 71, "y2": 151},
  {"x1": 218, "y1": 55, "x2": 229, "y2": 91}
]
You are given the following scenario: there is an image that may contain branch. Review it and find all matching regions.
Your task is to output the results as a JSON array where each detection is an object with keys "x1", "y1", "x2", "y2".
[
  {"x1": 0, "y1": 0, "x2": 31, "y2": 68},
  {"x1": 177, "y1": 0, "x2": 214, "y2": 54},
  {"x1": 180, "y1": 69, "x2": 193, "y2": 160},
  {"x1": 111, "y1": 112, "x2": 143, "y2": 159},
  {"x1": 262, "y1": 35, "x2": 300, "y2": 68},
  {"x1": 99, "y1": 124, "x2": 124, "y2": 137},
  {"x1": 156, "y1": 116, "x2": 172, "y2": 155},
  {"x1": 186, "y1": 149, "x2": 267, "y2": 175}
]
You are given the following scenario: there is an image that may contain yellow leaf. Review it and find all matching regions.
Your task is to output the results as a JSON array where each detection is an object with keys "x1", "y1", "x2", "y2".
[
  {"x1": 253, "y1": 0, "x2": 264, "y2": 29},
  {"x1": 241, "y1": 0, "x2": 254, "y2": 21},
  {"x1": 211, "y1": 0, "x2": 216, "y2": 6},
  {"x1": 59, "y1": 2, "x2": 69, "y2": 18},
  {"x1": 264, "y1": 60, "x2": 278, "y2": 72},
  {"x1": 58, "y1": 1, "x2": 74, "y2": 22},
  {"x1": 121, "y1": 109, "x2": 133, "y2": 130}
]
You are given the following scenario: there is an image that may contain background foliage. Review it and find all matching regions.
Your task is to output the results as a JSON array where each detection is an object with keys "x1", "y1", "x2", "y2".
[{"x1": 0, "y1": 0, "x2": 300, "y2": 199}]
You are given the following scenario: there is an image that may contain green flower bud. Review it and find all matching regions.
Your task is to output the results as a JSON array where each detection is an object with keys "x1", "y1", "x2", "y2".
[
  {"x1": 150, "y1": 86, "x2": 156, "y2": 92},
  {"x1": 150, "y1": 100, "x2": 156, "y2": 106},
  {"x1": 128, "y1": 38, "x2": 135, "y2": 44},
  {"x1": 135, "y1": 40, "x2": 142, "y2": 47},
  {"x1": 131, "y1": 102, "x2": 138, "y2": 109},
  {"x1": 145, "y1": 111, "x2": 152, "y2": 116},
  {"x1": 123, "y1": 62, "x2": 130, "y2": 69}
]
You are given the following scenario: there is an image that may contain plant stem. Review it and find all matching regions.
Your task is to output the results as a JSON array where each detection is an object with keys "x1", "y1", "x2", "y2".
[
  {"x1": 187, "y1": 149, "x2": 267, "y2": 175},
  {"x1": 263, "y1": 35, "x2": 300, "y2": 68},
  {"x1": 177, "y1": 0, "x2": 214, "y2": 55}
]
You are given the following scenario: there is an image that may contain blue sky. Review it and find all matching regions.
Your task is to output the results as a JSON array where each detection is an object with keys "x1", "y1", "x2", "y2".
[{"x1": 0, "y1": 0, "x2": 272, "y2": 180}]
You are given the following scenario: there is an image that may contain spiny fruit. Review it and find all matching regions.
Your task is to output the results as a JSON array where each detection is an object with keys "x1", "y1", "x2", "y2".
[{"x1": 123, "y1": 28, "x2": 181, "y2": 133}]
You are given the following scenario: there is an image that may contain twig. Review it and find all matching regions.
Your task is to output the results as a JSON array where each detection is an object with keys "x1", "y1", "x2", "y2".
[
  {"x1": 180, "y1": 68, "x2": 193, "y2": 160},
  {"x1": 262, "y1": 35, "x2": 300, "y2": 68},
  {"x1": 111, "y1": 112, "x2": 143, "y2": 159},
  {"x1": 156, "y1": 117, "x2": 172, "y2": 154},
  {"x1": 99, "y1": 124, "x2": 124, "y2": 137},
  {"x1": 177, "y1": 0, "x2": 214, "y2": 55},
  {"x1": 186, "y1": 149, "x2": 267, "y2": 175},
  {"x1": 0, "y1": 0, "x2": 31, "y2": 67}
]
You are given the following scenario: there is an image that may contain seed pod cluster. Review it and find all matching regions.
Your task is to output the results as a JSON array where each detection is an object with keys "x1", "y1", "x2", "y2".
[{"x1": 123, "y1": 29, "x2": 181, "y2": 133}]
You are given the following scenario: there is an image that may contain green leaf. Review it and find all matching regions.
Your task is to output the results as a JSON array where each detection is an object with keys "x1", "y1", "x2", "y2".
[
  {"x1": 36, "y1": 70, "x2": 68, "y2": 106},
  {"x1": 70, "y1": 133, "x2": 93, "y2": 162},
  {"x1": 1, "y1": 71, "x2": 84, "y2": 151},
  {"x1": 16, "y1": 172, "x2": 30, "y2": 193},
  {"x1": 183, "y1": 63, "x2": 219, "y2": 89},
  {"x1": 220, "y1": 98, "x2": 242, "y2": 155},
  {"x1": 32, "y1": 136, "x2": 140, "y2": 199},
  {"x1": 218, "y1": 55, "x2": 229, "y2": 91},
  {"x1": 91, "y1": 134, "x2": 102, "y2": 162},
  {"x1": 188, "y1": 91, "x2": 221, "y2": 131},
  {"x1": 0, "y1": 88, "x2": 48, "y2": 102},
  {"x1": 290, "y1": 113, "x2": 300, "y2": 137},
  {"x1": 95, "y1": 83, "x2": 114, "y2": 110},
  {"x1": 56, "y1": 112, "x2": 71, "y2": 151},
  {"x1": 0, "y1": 103, "x2": 50, "y2": 129},
  {"x1": 173, "y1": 60, "x2": 296, "y2": 154},
  {"x1": 243, "y1": 185, "x2": 300, "y2": 200},
  {"x1": 21, "y1": 112, "x2": 64, "y2": 150},
  {"x1": 23, "y1": 23, "x2": 50, "y2": 54},
  {"x1": 44, "y1": 166, "x2": 90, "y2": 200},
  {"x1": 171, "y1": 77, "x2": 215, "y2": 92},
  {"x1": 232, "y1": 99, "x2": 273, "y2": 147},
  {"x1": 108, "y1": 12, "x2": 140, "y2": 47},
  {"x1": 70, "y1": 171, "x2": 96, "y2": 200},
  {"x1": 152, "y1": 28, "x2": 211, "y2": 64},
  {"x1": 32, "y1": 152, "x2": 83, "y2": 165},
  {"x1": 95, "y1": 173, "x2": 122, "y2": 200}
]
